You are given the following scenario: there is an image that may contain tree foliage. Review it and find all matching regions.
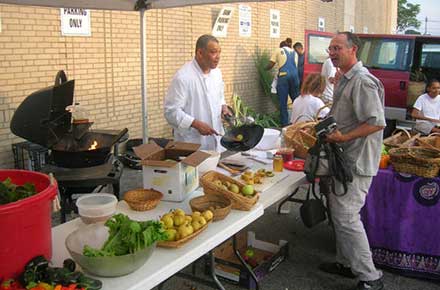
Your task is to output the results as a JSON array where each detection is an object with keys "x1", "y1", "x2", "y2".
[
  {"x1": 404, "y1": 29, "x2": 421, "y2": 35},
  {"x1": 397, "y1": 0, "x2": 421, "y2": 32}
]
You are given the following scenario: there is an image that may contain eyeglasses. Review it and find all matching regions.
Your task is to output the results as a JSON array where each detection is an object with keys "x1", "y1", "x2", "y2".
[{"x1": 326, "y1": 46, "x2": 344, "y2": 53}]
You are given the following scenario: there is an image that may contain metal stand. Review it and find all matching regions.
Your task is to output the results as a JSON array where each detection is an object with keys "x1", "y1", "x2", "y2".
[
  {"x1": 159, "y1": 251, "x2": 226, "y2": 290},
  {"x1": 43, "y1": 159, "x2": 123, "y2": 223},
  {"x1": 277, "y1": 187, "x2": 304, "y2": 214},
  {"x1": 232, "y1": 235, "x2": 260, "y2": 290}
]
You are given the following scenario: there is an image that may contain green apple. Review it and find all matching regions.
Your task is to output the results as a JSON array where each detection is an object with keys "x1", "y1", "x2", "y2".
[
  {"x1": 241, "y1": 185, "x2": 254, "y2": 196},
  {"x1": 245, "y1": 247, "x2": 255, "y2": 258}
]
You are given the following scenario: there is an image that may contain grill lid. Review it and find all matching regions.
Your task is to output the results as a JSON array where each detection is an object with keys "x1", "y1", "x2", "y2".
[{"x1": 10, "y1": 71, "x2": 74, "y2": 148}]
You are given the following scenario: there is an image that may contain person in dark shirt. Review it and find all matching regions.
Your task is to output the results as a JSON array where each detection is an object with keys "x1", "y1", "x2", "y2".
[{"x1": 293, "y1": 42, "x2": 305, "y2": 86}]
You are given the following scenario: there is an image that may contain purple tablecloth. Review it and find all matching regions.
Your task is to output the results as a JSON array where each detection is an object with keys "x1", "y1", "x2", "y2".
[{"x1": 361, "y1": 167, "x2": 440, "y2": 279}]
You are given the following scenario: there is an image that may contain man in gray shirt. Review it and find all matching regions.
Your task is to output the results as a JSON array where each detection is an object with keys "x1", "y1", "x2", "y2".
[{"x1": 318, "y1": 32, "x2": 386, "y2": 290}]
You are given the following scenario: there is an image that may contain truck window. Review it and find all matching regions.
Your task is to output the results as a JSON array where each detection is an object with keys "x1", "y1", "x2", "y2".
[
  {"x1": 421, "y1": 44, "x2": 440, "y2": 70},
  {"x1": 307, "y1": 34, "x2": 332, "y2": 64},
  {"x1": 359, "y1": 38, "x2": 411, "y2": 71}
]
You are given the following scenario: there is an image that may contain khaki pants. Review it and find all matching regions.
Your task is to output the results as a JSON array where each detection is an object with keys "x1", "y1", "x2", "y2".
[{"x1": 327, "y1": 174, "x2": 382, "y2": 282}]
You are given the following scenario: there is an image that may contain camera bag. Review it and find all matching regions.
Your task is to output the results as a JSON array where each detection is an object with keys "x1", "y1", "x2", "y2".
[{"x1": 300, "y1": 184, "x2": 327, "y2": 228}]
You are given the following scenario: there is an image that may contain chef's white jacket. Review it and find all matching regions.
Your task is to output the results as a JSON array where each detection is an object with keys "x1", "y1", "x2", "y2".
[{"x1": 164, "y1": 59, "x2": 226, "y2": 151}]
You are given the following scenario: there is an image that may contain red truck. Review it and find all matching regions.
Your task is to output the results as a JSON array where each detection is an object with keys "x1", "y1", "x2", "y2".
[{"x1": 303, "y1": 30, "x2": 440, "y2": 128}]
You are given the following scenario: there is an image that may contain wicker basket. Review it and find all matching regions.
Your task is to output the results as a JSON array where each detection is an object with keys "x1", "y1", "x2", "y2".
[
  {"x1": 416, "y1": 133, "x2": 440, "y2": 152},
  {"x1": 389, "y1": 147, "x2": 440, "y2": 178},
  {"x1": 284, "y1": 127, "x2": 317, "y2": 159},
  {"x1": 190, "y1": 194, "x2": 231, "y2": 221},
  {"x1": 157, "y1": 221, "x2": 210, "y2": 248},
  {"x1": 123, "y1": 188, "x2": 163, "y2": 211},
  {"x1": 383, "y1": 128, "x2": 418, "y2": 149},
  {"x1": 200, "y1": 171, "x2": 259, "y2": 211}
]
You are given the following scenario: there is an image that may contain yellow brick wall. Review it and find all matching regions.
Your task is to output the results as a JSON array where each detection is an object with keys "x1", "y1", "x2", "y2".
[{"x1": 0, "y1": 1, "x2": 396, "y2": 168}]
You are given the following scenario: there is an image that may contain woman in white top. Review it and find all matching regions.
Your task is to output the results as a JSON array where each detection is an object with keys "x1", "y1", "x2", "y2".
[
  {"x1": 290, "y1": 73, "x2": 330, "y2": 124},
  {"x1": 411, "y1": 79, "x2": 440, "y2": 135}
]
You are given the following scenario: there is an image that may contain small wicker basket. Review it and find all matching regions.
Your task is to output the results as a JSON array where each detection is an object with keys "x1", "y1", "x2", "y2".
[
  {"x1": 123, "y1": 188, "x2": 163, "y2": 211},
  {"x1": 157, "y1": 221, "x2": 210, "y2": 248},
  {"x1": 383, "y1": 129, "x2": 419, "y2": 149},
  {"x1": 200, "y1": 171, "x2": 259, "y2": 211},
  {"x1": 415, "y1": 133, "x2": 440, "y2": 152},
  {"x1": 284, "y1": 127, "x2": 317, "y2": 159},
  {"x1": 389, "y1": 147, "x2": 440, "y2": 178},
  {"x1": 190, "y1": 194, "x2": 231, "y2": 221}
]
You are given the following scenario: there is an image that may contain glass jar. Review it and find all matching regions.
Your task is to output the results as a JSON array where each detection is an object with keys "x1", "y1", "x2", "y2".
[{"x1": 273, "y1": 154, "x2": 284, "y2": 172}]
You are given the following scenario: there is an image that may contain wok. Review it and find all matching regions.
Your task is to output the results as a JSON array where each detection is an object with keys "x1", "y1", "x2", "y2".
[
  {"x1": 51, "y1": 128, "x2": 128, "y2": 168},
  {"x1": 221, "y1": 124, "x2": 264, "y2": 151}
]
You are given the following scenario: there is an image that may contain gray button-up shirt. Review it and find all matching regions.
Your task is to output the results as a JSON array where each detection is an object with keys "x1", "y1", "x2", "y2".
[{"x1": 330, "y1": 61, "x2": 386, "y2": 176}]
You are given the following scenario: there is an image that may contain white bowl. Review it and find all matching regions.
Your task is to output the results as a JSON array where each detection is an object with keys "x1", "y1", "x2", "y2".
[
  {"x1": 198, "y1": 150, "x2": 221, "y2": 175},
  {"x1": 76, "y1": 193, "x2": 117, "y2": 224},
  {"x1": 254, "y1": 128, "x2": 280, "y2": 150}
]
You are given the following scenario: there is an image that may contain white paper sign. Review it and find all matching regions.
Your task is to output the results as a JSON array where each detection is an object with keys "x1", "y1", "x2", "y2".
[
  {"x1": 212, "y1": 7, "x2": 234, "y2": 38},
  {"x1": 349, "y1": 25, "x2": 355, "y2": 32},
  {"x1": 318, "y1": 17, "x2": 325, "y2": 32},
  {"x1": 270, "y1": 9, "x2": 280, "y2": 38},
  {"x1": 363, "y1": 26, "x2": 369, "y2": 33},
  {"x1": 60, "y1": 8, "x2": 91, "y2": 36},
  {"x1": 239, "y1": 5, "x2": 251, "y2": 37}
]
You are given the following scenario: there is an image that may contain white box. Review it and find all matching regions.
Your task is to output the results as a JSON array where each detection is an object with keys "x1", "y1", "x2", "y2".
[{"x1": 134, "y1": 142, "x2": 210, "y2": 202}]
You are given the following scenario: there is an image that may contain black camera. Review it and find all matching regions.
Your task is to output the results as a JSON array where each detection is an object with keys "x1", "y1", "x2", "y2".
[{"x1": 315, "y1": 116, "x2": 337, "y2": 138}]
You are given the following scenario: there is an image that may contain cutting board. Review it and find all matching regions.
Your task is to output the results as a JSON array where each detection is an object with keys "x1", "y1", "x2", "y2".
[{"x1": 235, "y1": 171, "x2": 289, "y2": 193}]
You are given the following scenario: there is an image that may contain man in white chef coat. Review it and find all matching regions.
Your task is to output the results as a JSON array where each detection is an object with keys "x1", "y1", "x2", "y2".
[{"x1": 164, "y1": 34, "x2": 231, "y2": 151}]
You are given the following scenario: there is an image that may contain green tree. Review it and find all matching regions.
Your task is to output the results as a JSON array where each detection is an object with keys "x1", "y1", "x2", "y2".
[
  {"x1": 404, "y1": 29, "x2": 421, "y2": 35},
  {"x1": 397, "y1": 0, "x2": 421, "y2": 32}
]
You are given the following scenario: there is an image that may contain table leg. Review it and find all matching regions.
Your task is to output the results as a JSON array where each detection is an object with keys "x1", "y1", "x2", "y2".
[
  {"x1": 208, "y1": 250, "x2": 226, "y2": 290},
  {"x1": 232, "y1": 235, "x2": 260, "y2": 290}
]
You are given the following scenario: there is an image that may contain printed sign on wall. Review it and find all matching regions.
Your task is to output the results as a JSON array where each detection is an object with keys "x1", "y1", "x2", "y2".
[
  {"x1": 60, "y1": 8, "x2": 91, "y2": 36},
  {"x1": 239, "y1": 5, "x2": 252, "y2": 37},
  {"x1": 318, "y1": 17, "x2": 325, "y2": 32},
  {"x1": 212, "y1": 7, "x2": 234, "y2": 38},
  {"x1": 270, "y1": 9, "x2": 280, "y2": 38}
]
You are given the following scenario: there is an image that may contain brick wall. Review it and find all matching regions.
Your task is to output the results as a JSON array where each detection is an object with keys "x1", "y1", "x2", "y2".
[{"x1": 0, "y1": 0, "x2": 396, "y2": 168}]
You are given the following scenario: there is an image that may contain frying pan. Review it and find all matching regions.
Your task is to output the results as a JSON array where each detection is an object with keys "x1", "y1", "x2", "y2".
[{"x1": 221, "y1": 124, "x2": 264, "y2": 151}]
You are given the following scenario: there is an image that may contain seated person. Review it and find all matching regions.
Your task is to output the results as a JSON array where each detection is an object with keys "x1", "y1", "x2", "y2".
[
  {"x1": 290, "y1": 73, "x2": 330, "y2": 124},
  {"x1": 411, "y1": 79, "x2": 440, "y2": 135}
]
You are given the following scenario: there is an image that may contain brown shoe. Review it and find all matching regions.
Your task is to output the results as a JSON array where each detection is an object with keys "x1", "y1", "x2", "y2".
[{"x1": 319, "y1": 262, "x2": 356, "y2": 279}]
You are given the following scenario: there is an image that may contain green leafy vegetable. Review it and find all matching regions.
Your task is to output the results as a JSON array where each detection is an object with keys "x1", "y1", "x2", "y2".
[
  {"x1": 83, "y1": 213, "x2": 167, "y2": 257},
  {"x1": 0, "y1": 177, "x2": 37, "y2": 205},
  {"x1": 381, "y1": 144, "x2": 388, "y2": 155}
]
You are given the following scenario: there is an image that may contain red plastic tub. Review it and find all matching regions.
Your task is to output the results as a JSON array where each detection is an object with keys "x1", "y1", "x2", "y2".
[{"x1": 0, "y1": 170, "x2": 57, "y2": 279}]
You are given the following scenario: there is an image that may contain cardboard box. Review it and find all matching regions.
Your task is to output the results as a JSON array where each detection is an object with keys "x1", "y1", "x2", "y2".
[
  {"x1": 206, "y1": 231, "x2": 289, "y2": 289},
  {"x1": 134, "y1": 142, "x2": 210, "y2": 202}
]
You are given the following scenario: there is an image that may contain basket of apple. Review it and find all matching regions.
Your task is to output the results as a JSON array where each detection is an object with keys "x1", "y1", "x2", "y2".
[
  {"x1": 200, "y1": 171, "x2": 259, "y2": 211},
  {"x1": 158, "y1": 208, "x2": 214, "y2": 248}
]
